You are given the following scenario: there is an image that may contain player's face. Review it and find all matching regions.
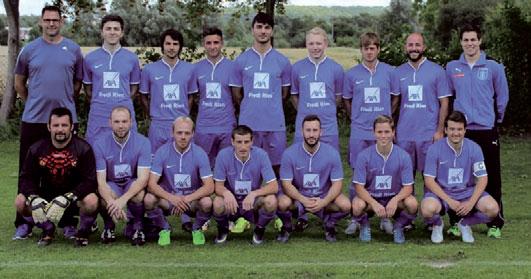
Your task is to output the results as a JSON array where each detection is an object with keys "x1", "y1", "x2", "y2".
[
  {"x1": 101, "y1": 21, "x2": 124, "y2": 46},
  {"x1": 461, "y1": 31, "x2": 482, "y2": 57},
  {"x1": 39, "y1": 10, "x2": 63, "y2": 38},
  {"x1": 306, "y1": 33, "x2": 327, "y2": 61},
  {"x1": 374, "y1": 122, "x2": 394, "y2": 147},
  {"x1": 110, "y1": 110, "x2": 131, "y2": 140},
  {"x1": 48, "y1": 115, "x2": 73, "y2": 144},
  {"x1": 203, "y1": 34, "x2": 223, "y2": 60},
  {"x1": 232, "y1": 133, "x2": 253, "y2": 160},
  {"x1": 302, "y1": 120, "x2": 321, "y2": 148},
  {"x1": 163, "y1": 35, "x2": 180, "y2": 60},
  {"x1": 252, "y1": 22, "x2": 273, "y2": 45},
  {"x1": 361, "y1": 43, "x2": 380, "y2": 64},
  {"x1": 445, "y1": 120, "x2": 466, "y2": 145},
  {"x1": 405, "y1": 33, "x2": 425, "y2": 62},
  {"x1": 173, "y1": 120, "x2": 194, "y2": 151}
]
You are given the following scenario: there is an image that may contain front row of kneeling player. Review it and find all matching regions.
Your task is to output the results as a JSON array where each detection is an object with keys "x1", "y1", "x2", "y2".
[{"x1": 15, "y1": 107, "x2": 499, "y2": 246}]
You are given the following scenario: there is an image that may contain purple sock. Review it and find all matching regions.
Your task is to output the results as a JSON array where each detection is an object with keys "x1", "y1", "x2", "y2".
[
  {"x1": 36, "y1": 220, "x2": 54, "y2": 231},
  {"x1": 214, "y1": 212, "x2": 229, "y2": 231},
  {"x1": 424, "y1": 214, "x2": 442, "y2": 226},
  {"x1": 127, "y1": 202, "x2": 144, "y2": 231},
  {"x1": 461, "y1": 211, "x2": 492, "y2": 226},
  {"x1": 354, "y1": 213, "x2": 369, "y2": 226},
  {"x1": 99, "y1": 207, "x2": 115, "y2": 230},
  {"x1": 180, "y1": 213, "x2": 191, "y2": 224},
  {"x1": 277, "y1": 210, "x2": 293, "y2": 231},
  {"x1": 325, "y1": 212, "x2": 348, "y2": 229},
  {"x1": 192, "y1": 210, "x2": 211, "y2": 231},
  {"x1": 296, "y1": 202, "x2": 308, "y2": 221},
  {"x1": 23, "y1": 215, "x2": 35, "y2": 226},
  {"x1": 79, "y1": 212, "x2": 97, "y2": 235},
  {"x1": 394, "y1": 211, "x2": 417, "y2": 229},
  {"x1": 257, "y1": 208, "x2": 275, "y2": 228},
  {"x1": 146, "y1": 208, "x2": 170, "y2": 230}
]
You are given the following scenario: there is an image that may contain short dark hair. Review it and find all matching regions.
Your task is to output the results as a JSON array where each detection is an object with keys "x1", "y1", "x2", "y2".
[
  {"x1": 232, "y1": 125, "x2": 253, "y2": 140},
  {"x1": 302, "y1": 114, "x2": 321, "y2": 128},
  {"x1": 101, "y1": 14, "x2": 124, "y2": 30},
  {"x1": 445, "y1": 111, "x2": 467, "y2": 128},
  {"x1": 373, "y1": 115, "x2": 394, "y2": 131},
  {"x1": 460, "y1": 24, "x2": 482, "y2": 40},
  {"x1": 202, "y1": 27, "x2": 223, "y2": 39},
  {"x1": 160, "y1": 29, "x2": 184, "y2": 56},
  {"x1": 252, "y1": 12, "x2": 274, "y2": 28},
  {"x1": 41, "y1": 5, "x2": 62, "y2": 18},
  {"x1": 360, "y1": 32, "x2": 380, "y2": 48},
  {"x1": 49, "y1": 107, "x2": 73, "y2": 126}
]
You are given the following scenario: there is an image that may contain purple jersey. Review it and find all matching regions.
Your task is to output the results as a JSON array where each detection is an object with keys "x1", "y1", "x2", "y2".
[
  {"x1": 93, "y1": 131, "x2": 151, "y2": 186},
  {"x1": 391, "y1": 58, "x2": 451, "y2": 141},
  {"x1": 230, "y1": 48, "x2": 291, "y2": 131},
  {"x1": 343, "y1": 61, "x2": 394, "y2": 140},
  {"x1": 83, "y1": 47, "x2": 140, "y2": 126},
  {"x1": 353, "y1": 144, "x2": 414, "y2": 198},
  {"x1": 214, "y1": 146, "x2": 276, "y2": 198},
  {"x1": 151, "y1": 142, "x2": 212, "y2": 195},
  {"x1": 446, "y1": 52, "x2": 509, "y2": 130},
  {"x1": 194, "y1": 57, "x2": 236, "y2": 133},
  {"x1": 424, "y1": 138, "x2": 487, "y2": 200},
  {"x1": 140, "y1": 59, "x2": 198, "y2": 122},
  {"x1": 15, "y1": 37, "x2": 83, "y2": 123},
  {"x1": 280, "y1": 142, "x2": 343, "y2": 198},
  {"x1": 291, "y1": 57, "x2": 344, "y2": 137}
]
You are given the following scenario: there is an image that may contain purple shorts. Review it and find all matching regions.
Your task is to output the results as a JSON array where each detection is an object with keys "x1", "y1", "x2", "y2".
[
  {"x1": 194, "y1": 131, "x2": 232, "y2": 166},
  {"x1": 148, "y1": 120, "x2": 173, "y2": 154},
  {"x1": 293, "y1": 134, "x2": 340, "y2": 152},
  {"x1": 423, "y1": 191, "x2": 490, "y2": 214},
  {"x1": 396, "y1": 140, "x2": 432, "y2": 173},
  {"x1": 252, "y1": 131, "x2": 286, "y2": 165},
  {"x1": 349, "y1": 138, "x2": 376, "y2": 167},
  {"x1": 108, "y1": 180, "x2": 135, "y2": 197}
]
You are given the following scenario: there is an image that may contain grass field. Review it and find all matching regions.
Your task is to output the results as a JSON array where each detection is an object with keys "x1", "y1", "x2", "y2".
[{"x1": 0, "y1": 137, "x2": 530, "y2": 278}]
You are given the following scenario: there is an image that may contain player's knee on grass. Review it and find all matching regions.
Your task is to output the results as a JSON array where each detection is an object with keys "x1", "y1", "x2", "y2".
[
  {"x1": 79, "y1": 193, "x2": 99, "y2": 214},
  {"x1": 213, "y1": 196, "x2": 226, "y2": 215},
  {"x1": 143, "y1": 193, "x2": 159, "y2": 210},
  {"x1": 351, "y1": 197, "x2": 367, "y2": 216},
  {"x1": 476, "y1": 195, "x2": 499, "y2": 218},
  {"x1": 277, "y1": 194, "x2": 292, "y2": 212},
  {"x1": 420, "y1": 197, "x2": 441, "y2": 218}
]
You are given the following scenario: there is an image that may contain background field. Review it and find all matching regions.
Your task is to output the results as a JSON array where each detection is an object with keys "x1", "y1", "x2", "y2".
[{"x1": 0, "y1": 137, "x2": 530, "y2": 278}]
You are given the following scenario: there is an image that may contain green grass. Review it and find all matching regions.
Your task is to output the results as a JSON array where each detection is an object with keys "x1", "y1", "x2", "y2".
[{"x1": 1, "y1": 137, "x2": 530, "y2": 278}]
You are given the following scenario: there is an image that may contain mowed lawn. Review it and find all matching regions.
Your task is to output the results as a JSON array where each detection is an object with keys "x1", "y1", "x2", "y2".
[{"x1": 0, "y1": 136, "x2": 530, "y2": 278}]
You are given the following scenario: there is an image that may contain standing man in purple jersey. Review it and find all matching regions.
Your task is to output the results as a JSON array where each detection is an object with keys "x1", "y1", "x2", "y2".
[
  {"x1": 343, "y1": 32, "x2": 395, "y2": 235},
  {"x1": 93, "y1": 106, "x2": 151, "y2": 246},
  {"x1": 193, "y1": 27, "x2": 236, "y2": 167},
  {"x1": 277, "y1": 115, "x2": 350, "y2": 243},
  {"x1": 140, "y1": 29, "x2": 198, "y2": 154},
  {"x1": 291, "y1": 27, "x2": 344, "y2": 151},
  {"x1": 391, "y1": 33, "x2": 450, "y2": 175},
  {"x1": 144, "y1": 117, "x2": 214, "y2": 246},
  {"x1": 83, "y1": 15, "x2": 141, "y2": 146},
  {"x1": 13, "y1": 5, "x2": 83, "y2": 240},
  {"x1": 446, "y1": 25, "x2": 508, "y2": 239},
  {"x1": 229, "y1": 12, "x2": 291, "y2": 176},
  {"x1": 351, "y1": 115, "x2": 418, "y2": 244},
  {"x1": 212, "y1": 125, "x2": 279, "y2": 245},
  {"x1": 15, "y1": 108, "x2": 98, "y2": 247},
  {"x1": 421, "y1": 111, "x2": 500, "y2": 243}
]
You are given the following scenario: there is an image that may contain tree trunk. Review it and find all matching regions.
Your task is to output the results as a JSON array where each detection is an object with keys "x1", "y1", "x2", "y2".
[
  {"x1": 0, "y1": 0, "x2": 20, "y2": 125},
  {"x1": 266, "y1": 0, "x2": 275, "y2": 47}
]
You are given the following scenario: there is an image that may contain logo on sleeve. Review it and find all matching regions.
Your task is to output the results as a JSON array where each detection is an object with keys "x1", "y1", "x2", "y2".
[{"x1": 473, "y1": 161, "x2": 486, "y2": 173}]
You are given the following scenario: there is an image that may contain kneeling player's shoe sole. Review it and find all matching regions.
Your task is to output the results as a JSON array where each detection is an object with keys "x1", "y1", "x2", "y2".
[
  {"x1": 192, "y1": 230, "x2": 206, "y2": 245},
  {"x1": 487, "y1": 227, "x2": 502, "y2": 239},
  {"x1": 158, "y1": 229, "x2": 171, "y2": 246}
]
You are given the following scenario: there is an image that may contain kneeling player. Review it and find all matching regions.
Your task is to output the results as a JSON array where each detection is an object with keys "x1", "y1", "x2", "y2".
[
  {"x1": 144, "y1": 116, "x2": 214, "y2": 246},
  {"x1": 16, "y1": 107, "x2": 98, "y2": 246},
  {"x1": 351, "y1": 115, "x2": 418, "y2": 243},
  {"x1": 421, "y1": 111, "x2": 499, "y2": 243},
  {"x1": 277, "y1": 115, "x2": 350, "y2": 242},
  {"x1": 93, "y1": 106, "x2": 151, "y2": 245},
  {"x1": 213, "y1": 125, "x2": 278, "y2": 245}
]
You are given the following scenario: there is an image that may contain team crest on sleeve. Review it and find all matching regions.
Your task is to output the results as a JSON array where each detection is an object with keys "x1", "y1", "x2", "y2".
[
  {"x1": 309, "y1": 82, "x2": 326, "y2": 99},
  {"x1": 448, "y1": 168, "x2": 464, "y2": 184},
  {"x1": 206, "y1": 82, "x2": 222, "y2": 99},
  {"x1": 407, "y1": 85, "x2": 423, "y2": 102},
  {"x1": 375, "y1": 175, "x2": 392, "y2": 190},
  {"x1": 303, "y1": 173, "x2": 320, "y2": 189},
  {"x1": 477, "y1": 68, "x2": 489, "y2": 80},
  {"x1": 473, "y1": 161, "x2": 486, "y2": 173},
  {"x1": 253, "y1": 72, "x2": 270, "y2": 89},
  {"x1": 173, "y1": 174, "x2": 191, "y2": 190},
  {"x1": 163, "y1": 84, "x2": 180, "y2": 101},
  {"x1": 103, "y1": 72, "x2": 120, "y2": 89},
  {"x1": 364, "y1": 87, "x2": 381, "y2": 104}
]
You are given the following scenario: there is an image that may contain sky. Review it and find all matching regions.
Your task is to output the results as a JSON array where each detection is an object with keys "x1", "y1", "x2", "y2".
[{"x1": 1, "y1": 0, "x2": 391, "y2": 16}]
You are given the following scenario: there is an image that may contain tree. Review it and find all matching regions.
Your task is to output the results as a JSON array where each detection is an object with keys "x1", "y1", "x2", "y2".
[{"x1": 0, "y1": 0, "x2": 19, "y2": 125}]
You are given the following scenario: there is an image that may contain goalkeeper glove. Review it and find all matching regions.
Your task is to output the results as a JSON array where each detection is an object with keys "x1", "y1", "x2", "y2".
[
  {"x1": 27, "y1": 195, "x2": 48, "y2": 224},
  {"x1": 46, "y1": 192, "x2": 77, "y2": 223}
]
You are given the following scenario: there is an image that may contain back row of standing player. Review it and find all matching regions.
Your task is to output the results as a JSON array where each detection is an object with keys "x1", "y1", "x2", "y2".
[{"x1": 13, "y1": 7, "x2": 508, "y2": 242}]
